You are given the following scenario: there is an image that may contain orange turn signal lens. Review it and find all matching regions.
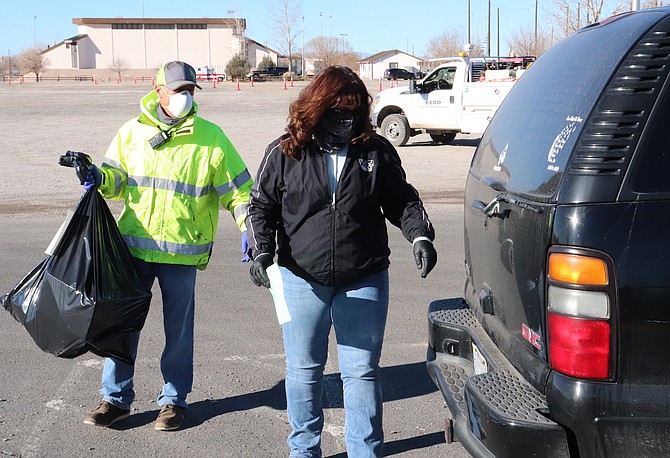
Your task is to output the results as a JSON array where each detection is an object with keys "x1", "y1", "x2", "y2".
[{"x1": 548, "y1": 253, "x2": 608, "y2": 285}]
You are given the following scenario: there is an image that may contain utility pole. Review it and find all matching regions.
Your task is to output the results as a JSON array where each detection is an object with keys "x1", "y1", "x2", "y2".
[
  {"x1": 534, "y1": 0, "x2": 538, "y2": 54},
  {"x1": 142, "y1": 0, "x2": 147, "y2": 68},
  {"x1": 487, "y1": 0, "x2": 491, "y2": 56},
  {"x1": 302, "y1": 16, "x2": 305, "y2": 76},
  {"x1": 467, "y1": 0, "x2": 471, "y2": 44},
  {"x1": 497, "y1": 8, "x2": 500, "y2": 57},
  {"x1": 33, "y1": 16, "x2": 37, "y2": 48}
]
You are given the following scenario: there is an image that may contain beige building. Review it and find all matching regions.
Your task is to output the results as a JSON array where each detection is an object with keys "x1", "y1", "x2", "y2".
[{"x1": 42, "y1": 17, "x2": 281, "y2": 79}]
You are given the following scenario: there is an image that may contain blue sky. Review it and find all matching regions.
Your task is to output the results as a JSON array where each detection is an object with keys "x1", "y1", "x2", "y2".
[{"x1": 1, "y1": 0, "x2": 541, "y2": 58}]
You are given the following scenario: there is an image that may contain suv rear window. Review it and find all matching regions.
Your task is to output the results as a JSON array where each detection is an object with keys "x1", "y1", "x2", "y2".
[
  {"x1": 628, "y1": 85, "x2": 670, "y2": 194},
  {"x1": 470, "y1": 13, "x2": 658, "y2": 200}
]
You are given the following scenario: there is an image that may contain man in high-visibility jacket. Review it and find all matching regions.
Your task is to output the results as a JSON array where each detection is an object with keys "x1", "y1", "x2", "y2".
[{"x1": 76, "y1": 61, "x2": 252, "y2": 431}]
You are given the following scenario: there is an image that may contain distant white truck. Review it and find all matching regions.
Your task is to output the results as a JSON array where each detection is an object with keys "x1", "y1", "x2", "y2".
[{"x1": 371, "y1": 56, "x2": 534, "y2": 146}]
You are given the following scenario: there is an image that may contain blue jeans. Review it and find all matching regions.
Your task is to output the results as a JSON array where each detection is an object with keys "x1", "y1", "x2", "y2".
[
  {"x1": 100, "y1": 259, "x2": 197, "y2": 410},
  {"x1": 280, "y1": 267, "x2": 389, "y2": 458}
]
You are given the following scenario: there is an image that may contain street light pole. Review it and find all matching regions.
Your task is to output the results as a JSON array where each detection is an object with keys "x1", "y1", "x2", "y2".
[
  {"x1": 467, "y1": 0, "x2": 471, "y2": 44},
  {"x1": 33, "y1": 16, "x2": 37, "y2": 48},
  {"x1": 339, "y1": 33, "x2": 347, "y2": 55},
  {"x1": 302, "y1": 16, "x2": 305, "y2": 76}
]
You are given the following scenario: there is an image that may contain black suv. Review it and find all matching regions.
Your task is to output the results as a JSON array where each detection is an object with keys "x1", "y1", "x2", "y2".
[
  {"x1": 427, "y1": 8, "x2": 670, "y2": 457},
  {"x1": 248, "y1": 66, "x2": 289, "y2": 80},
  {"x1": 383, "y1": 68, "x2": 415, "y2": 80}
]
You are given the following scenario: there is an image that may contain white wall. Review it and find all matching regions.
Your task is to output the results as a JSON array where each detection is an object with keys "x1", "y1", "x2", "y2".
[{"x1": 359, "y1": 51, "x2": 421, "y2": 80}]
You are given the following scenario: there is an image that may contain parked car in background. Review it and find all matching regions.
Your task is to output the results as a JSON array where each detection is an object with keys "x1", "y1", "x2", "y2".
[
  {"x1": 248, "y1": 66, "x2": 289, "y2": 80},
  {"x1": 427, "y1": 7, "x2": 670, "y2": 457},
  {"x1": 383, "y1": 68, "x2": 415, "y2": 80}
]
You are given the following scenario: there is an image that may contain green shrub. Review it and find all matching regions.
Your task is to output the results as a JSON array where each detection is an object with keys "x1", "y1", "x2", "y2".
[{"x1": 225, "y1": 54, "x2": 251, "y2": 80}]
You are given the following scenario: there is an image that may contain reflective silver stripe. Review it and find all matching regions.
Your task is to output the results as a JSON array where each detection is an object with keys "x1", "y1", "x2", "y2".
[
  {"x1": 123, "y1": 235, "x2": 212, "y2": 255},
  {"x1": 214, "y1": 169, "x2": 252, "y2": 196},
  {"x1": 234, "y1": 203, "x2": 248, "y2": 221},
  {"x1": 101, "y1": 160, "x2": 127, "y2": 193},
  {"x1": 127, "y1": 175, "x2": 213, "y2": 198},
  {"x1": 102, "y1": 159, "x2": 127, "y2": 176}
]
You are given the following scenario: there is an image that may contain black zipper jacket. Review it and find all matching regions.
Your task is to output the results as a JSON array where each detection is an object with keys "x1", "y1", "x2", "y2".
[{"x1": 246, "y1": 134, "x2": 435, "y2": 287}]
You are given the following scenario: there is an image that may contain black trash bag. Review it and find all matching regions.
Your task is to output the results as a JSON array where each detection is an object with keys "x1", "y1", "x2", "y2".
[{"x1": 1, "y1": 190, "x2": 152, "y2": 364}]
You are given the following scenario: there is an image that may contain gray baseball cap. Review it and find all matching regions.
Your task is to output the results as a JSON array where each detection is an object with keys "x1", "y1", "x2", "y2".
[{"x1": 156, "y1": 61, "x2": 202, "y2": 90}]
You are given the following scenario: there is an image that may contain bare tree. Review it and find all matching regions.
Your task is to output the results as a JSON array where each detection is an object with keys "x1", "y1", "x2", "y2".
[
  {"x1": 269, "y1": 0, "x2": 302, "y2": 73},
  {"x1": 425, "y1": 29, "x2": 468, "y2": 59},
  {"x1": 0, "y1": 54, "x2": 15, "y2": 76},
  {"x1": 334, "y1": 38, "x2": 360, "y2": 70},
  {"x1": 17, "y1": 48, "x2": 49, "y2": 81},
  {"x1": 508, "y1": 27, "x2": 552, "y2": 57},
  {"x1": 305, "y1": 36, "x2": 340, "y2": 71},
  {"x1": 548, "y1": 0, "x2": 627, "y2": 39},
  {"x1": 109, "y1": 57, "x2": 130, "y2": 81}
]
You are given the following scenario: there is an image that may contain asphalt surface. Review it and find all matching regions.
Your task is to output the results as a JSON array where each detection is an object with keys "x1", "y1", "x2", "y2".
[{"x1": 0, "y1": 79, "x2": 476, "y2": 457}]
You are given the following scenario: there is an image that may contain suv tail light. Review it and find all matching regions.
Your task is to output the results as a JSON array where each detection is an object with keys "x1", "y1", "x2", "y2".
[{"x1": 547, "y1": 251, "x2": 615, "y2": 379}]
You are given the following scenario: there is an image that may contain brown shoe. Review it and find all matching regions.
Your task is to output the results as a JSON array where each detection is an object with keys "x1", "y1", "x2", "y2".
[
  {"x1": 83, "y1": 401, "x2": 130, "y2": 427},
  {"x1": 154, "y1": 404, "x2": 185, "y2": 431}
]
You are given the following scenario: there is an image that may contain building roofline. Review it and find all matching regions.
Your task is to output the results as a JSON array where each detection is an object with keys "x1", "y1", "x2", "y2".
[
  {"x1": 72, "y1": 17, "x2": 245, "y2": 27},
  {"x1": 359, "y1": 48, "x2": 419, "y2": 63}
]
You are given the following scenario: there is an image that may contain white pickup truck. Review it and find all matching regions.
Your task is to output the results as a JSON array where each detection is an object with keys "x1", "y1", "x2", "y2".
[{"x1": 371, "y1": 56, "x2": 534, "y2": 146}]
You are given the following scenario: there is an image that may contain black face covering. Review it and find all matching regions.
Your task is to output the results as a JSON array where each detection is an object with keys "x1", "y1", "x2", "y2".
[{"x1": 313, "y1": 108, "x2": 358, "y2": 153}]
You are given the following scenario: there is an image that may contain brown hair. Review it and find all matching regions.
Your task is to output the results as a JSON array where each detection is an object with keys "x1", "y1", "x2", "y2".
[{"x1": 280, "y1": 66, "x2": 375, "y2": 159}]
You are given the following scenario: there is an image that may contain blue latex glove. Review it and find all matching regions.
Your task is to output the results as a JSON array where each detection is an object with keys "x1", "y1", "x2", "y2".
[
  {"x1": 83, "y1": 164, "x2": 101, "y2": 191},
  {"x1": 241, "y1": 231, "x2": 251, "y2": 262}
]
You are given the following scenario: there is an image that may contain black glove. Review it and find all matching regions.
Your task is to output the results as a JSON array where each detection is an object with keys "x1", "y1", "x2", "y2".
[
  {"x1": 58, "y1": 151, "x2": 93, "y2": 185},
  {"x1": 250, "y1": 253, "x2": 273, "y2": 288},
  {"x1": 413, "y1": 240, "x2": 437, "y2": 278}
]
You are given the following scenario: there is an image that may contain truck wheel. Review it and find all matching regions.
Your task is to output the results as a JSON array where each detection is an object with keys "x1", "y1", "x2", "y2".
[
  {"x1": 218, "y1": 76, "x2": 225, "y2": 82},
  {"x1": 430, "y1": 133, "x2": 457, "y2": 144},
  {"x1": 381, "y1": 114, "x2": 410, "y2": 147}
]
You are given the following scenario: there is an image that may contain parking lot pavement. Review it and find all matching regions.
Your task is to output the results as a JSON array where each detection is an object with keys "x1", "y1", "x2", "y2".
[{"x1": 0, "y1": 81, "x2": 474, "y2": 457}]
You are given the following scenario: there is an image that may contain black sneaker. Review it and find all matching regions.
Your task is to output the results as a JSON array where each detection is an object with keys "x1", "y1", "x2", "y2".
[
  {"x1": 83, "y1": 401, "x2": 130, "y2": 427},
  {"x1": 154, "y1": 404, "x2": 185, "y2": 431}
]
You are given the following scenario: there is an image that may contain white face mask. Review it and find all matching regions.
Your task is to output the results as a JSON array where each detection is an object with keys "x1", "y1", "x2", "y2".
[{"x1": 166, "y1": 90, "x2": 193, "y2": 118}]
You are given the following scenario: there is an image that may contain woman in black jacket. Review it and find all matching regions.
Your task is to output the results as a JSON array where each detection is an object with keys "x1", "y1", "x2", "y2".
[{"x1": 246, "y1": 66, "x2": 437, "y2": 458}]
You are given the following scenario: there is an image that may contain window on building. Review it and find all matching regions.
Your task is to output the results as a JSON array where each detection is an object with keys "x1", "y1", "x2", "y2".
[
  {"x1": 177, "y1": 24, "x2": 207, "y2": 29},
  {"x1": 112, "y1": 23, "x2": 143, "y2": 29},
  {"x1": 145, "y1": 24, "x2": 176, "y2": 29},
  {"x1": 389, "y1": 62, "x2": 399, "y2": 69}
]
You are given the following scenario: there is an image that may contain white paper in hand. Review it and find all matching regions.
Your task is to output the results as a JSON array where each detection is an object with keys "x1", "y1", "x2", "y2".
[{"x1": 266, "y1": 263, "x2": 291, "y2": 325}]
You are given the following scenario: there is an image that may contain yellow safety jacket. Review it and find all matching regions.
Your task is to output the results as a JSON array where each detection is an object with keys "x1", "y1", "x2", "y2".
[{"x1": 97, "y1": 90, "x2": 252, "y2": 270}]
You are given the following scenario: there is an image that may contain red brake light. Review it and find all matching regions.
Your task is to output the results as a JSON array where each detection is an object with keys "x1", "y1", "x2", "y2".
[
  {"x1": 548, "y1": 313, "x2": 610, "y2": 379},
  {"x1": 547, "y1": 250, "x2": 614, "y2": 380}
]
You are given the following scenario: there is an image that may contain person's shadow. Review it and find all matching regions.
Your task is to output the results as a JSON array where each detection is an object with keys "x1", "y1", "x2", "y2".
[{"x1": 113, "y1": 361, "x2": 445, "y2": 454}]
